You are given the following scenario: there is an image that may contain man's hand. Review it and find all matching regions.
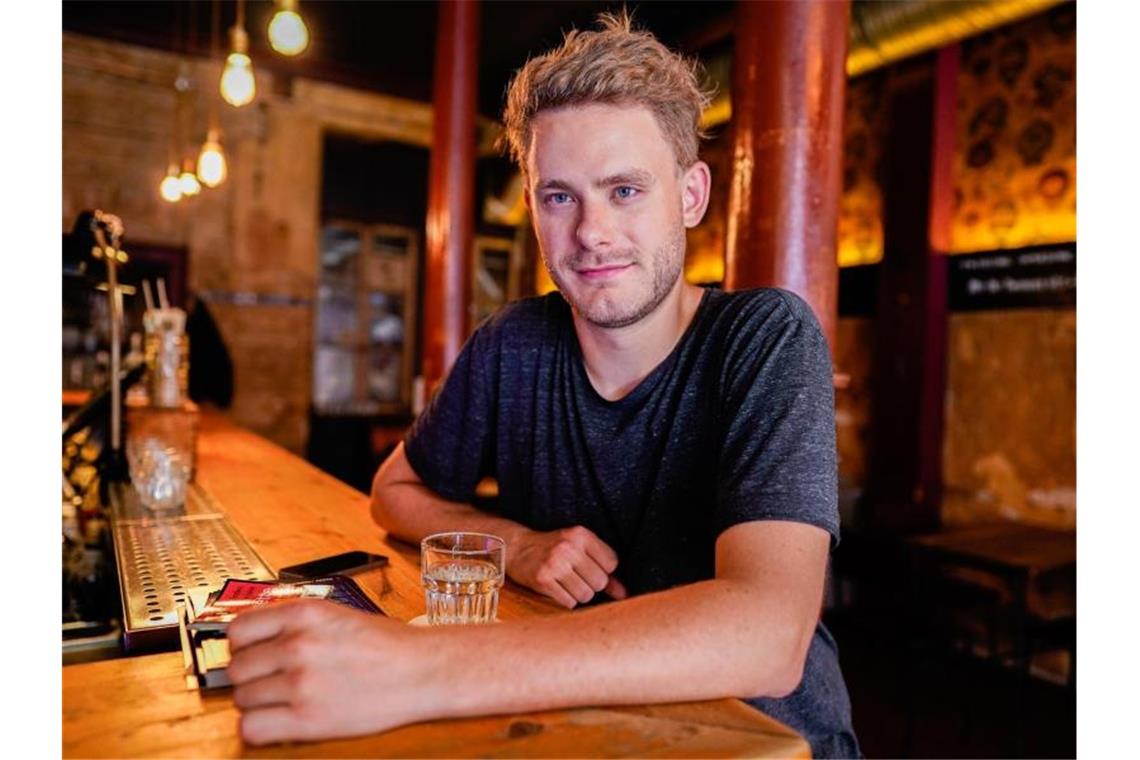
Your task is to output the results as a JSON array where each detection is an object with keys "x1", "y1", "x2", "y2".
[
  {"x1": 371, "y1": 446, "x2": 624, "y2": 609},
  {"x1": 508, "y1": 525, "x2": 627, "y2": 608},
  {"x1": 227, "y1": 600, "x2": 434, "y2": 745}
]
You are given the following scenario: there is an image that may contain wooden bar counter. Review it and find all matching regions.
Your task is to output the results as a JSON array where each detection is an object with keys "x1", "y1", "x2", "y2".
[{"x1": 63, "y1": 410, "x2": 810, "y2": 758}]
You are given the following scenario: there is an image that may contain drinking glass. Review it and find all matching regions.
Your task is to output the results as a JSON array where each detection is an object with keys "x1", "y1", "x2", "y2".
[
  {"x1": 127, "y1": 435, "x2": 190, "y2": 511},
  {"x1": 145, "y1": 330, "x2": 189, "y2": 409},
  {"x1": 420, "y1": 532, "x2": 505, "y2": 625}
]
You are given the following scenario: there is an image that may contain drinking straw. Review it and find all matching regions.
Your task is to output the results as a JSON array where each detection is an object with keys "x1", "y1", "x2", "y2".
[
  {"x1": 142, "y1": 280, "x2": 155, "y2": 313},
  {"x1": 157, "y1": 278, "x2": 170, "y2": 310}
]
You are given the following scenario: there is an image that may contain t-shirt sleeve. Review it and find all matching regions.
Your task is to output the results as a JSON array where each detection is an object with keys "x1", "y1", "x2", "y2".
[
  {"x1": 402, "y1": 324, "x2": 496, "y2": 503},
  {"x1": 715, "y1": 293, "x2": 840, "y2": 547}
]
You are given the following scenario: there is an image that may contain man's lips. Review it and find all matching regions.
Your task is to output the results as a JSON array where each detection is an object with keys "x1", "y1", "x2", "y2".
[{"x1": 575, "y1": 262, "x2": 634, "y2": 281}]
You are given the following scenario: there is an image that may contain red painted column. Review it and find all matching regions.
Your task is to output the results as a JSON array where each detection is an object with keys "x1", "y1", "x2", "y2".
[
  {"x1": 724, "y1": 0, "x2": 849, "y2": 352},
  {"x1": 423, "y1": 0, "x2": 478, "y2": 395}
]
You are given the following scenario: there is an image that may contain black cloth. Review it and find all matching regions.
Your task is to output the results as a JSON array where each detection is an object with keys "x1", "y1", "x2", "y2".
[
  {"x1": 186, "y1": 298, "x2": 234, "y2": 408},
  {"x1": 405, "y1": 287, "x2": 860, "y2": 758}
]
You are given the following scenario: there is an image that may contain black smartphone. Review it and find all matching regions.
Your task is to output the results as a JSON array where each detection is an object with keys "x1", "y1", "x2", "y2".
[{"x1": 277, "y1": 551, "x2": 389, "y2": 581}]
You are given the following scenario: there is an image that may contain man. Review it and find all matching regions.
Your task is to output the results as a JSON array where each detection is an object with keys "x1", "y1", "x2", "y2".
[{"x1": 228, "y1": 13, "x2": 859, "y2": 758}]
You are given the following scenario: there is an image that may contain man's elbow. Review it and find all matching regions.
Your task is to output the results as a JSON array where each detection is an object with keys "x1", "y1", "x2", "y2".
[
  {"x1": 369, "y1": 465, "x2": 397, "y2": 530},
  {"x1": 763, "y1": 654, "x2": 807, "y2": 699},
  {"x1": 744, "y1": 623, "x2": 813, "y2": 699}
]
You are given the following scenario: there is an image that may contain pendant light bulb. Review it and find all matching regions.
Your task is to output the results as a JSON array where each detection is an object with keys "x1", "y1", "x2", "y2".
[
  {"x1": 220, "y1": 26, "x2": 256, "y2": 107},
  {"x1": 160, "y1": 165, "x2": 183, "y2": 203},
  {"x1": 268, "y1": 0, "x2": 309, "y2": 56},
  {"x1": 179, "y1": 159, "x2": 201, "y2": 197},
  {"x1": 197, "y1": 130, "x2": 228, "y2": 187}
]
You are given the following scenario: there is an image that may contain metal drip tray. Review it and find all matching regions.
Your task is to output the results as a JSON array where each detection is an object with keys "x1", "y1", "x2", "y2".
[
  {"x1": 109, "y1": 483, "x2": 274, "y2": 651},
  {"x1": 110, "y1": 478, "x2": 226, "y2": 522}
]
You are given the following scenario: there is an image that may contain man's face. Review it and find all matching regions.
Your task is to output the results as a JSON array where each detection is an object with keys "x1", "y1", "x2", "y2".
[{"x1": 526, "y1": 103, "x2": 692, "y2": 329}]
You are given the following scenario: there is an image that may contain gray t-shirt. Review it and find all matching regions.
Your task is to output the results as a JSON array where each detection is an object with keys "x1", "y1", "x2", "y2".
[{"x1": 405, "y1": 287, "x2": 859, "y2": 758}]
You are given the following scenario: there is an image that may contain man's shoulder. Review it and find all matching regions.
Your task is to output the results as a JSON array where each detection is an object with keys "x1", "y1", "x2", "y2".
[
  {"x1": 474, "y1": 291, "x2": 569, "y2": 347},
  {"x1": 704, "y1": 286, "x2": 823, "y2": 338}
]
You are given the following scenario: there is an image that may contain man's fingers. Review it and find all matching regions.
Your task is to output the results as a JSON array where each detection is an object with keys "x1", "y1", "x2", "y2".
[
  {"x1": 557, "y1": 567, "x2": 597, "y2": 604},
  {"x1": 228, "y1": 638, "x2": 289, "y2": 688},
  {"x1": 521, "y1": 527, "x2": 626, "y2": 607},
  {"x1": 233, "y1": 671, "x2": 293, "y2": 710},
  {"x1": 228, "y1": 628, "x2": 326, "y2": 688},
  {"x1": 240, "y1": 705, "x2": 308, "y2": 746},
  {"x1": 226, "y1": 607, "x2": 288, "y2": 652},
  {"x1": 572, "y1": 555, "x2": 611, "y2": 593},
  {"x1": 227, "y1": 599, "x2": 323, "y2": 651},
  {"x1": 604, "y1": 576, "x2": 628, "y2": 600},
  {"x1": 542, "y1": 580, "x2": 579, "y2": 609},
  {"x1": 580, "y1": 532, "x2": 620, "y2": 575}
]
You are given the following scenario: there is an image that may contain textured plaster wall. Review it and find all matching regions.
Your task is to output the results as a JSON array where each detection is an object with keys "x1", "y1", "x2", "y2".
[
  {"x1": 832, "y1": 308, "x2": 1075, "y2": 529},
  {"x1": 831, "y1": 6, "x2": 1076, "y2": 526},
  {"x1": 943, "y1": 308, "x2": 1076, "y2": 528}
]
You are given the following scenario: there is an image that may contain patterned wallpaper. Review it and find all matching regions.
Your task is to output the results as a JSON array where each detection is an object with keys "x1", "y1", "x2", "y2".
[
  {"x1": 684, "y1": 67, "x2": 894, "y2": 277},
  {"x1": 834, "y1": 3, "x2": 1076, "y2": 262},
  {"x1": 950, "y1": 3, "x2": 1076, "y2": 253},
  {"x1": 838, "y1": 72, "x2": 888, "y2": 267},
  {"x1": 539, "y1": 2, "x2": 1076, "y2": 289}
]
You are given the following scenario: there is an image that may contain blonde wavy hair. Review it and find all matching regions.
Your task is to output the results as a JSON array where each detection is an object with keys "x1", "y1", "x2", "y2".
[{"x1": 501, "y1": 10, "x2": 713, "y2": 173}]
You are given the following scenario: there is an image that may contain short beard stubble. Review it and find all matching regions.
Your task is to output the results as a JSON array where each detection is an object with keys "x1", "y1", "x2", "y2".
[{"x1": 544, "y1": 224, "x2": 686, "y2": 329}]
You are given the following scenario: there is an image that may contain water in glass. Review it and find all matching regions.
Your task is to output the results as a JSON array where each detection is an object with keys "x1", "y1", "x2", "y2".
[
  {"x1": 420, "y1": 532, "x2": 505, "y2": 625},
  {"x1": 423, "y1": 558, "x2": 502, "y2": 624}
]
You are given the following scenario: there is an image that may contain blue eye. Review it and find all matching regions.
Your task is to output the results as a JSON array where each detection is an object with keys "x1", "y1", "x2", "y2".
[
  {"x1": 545, "y1": 192, "x2": 572, "y2": 206},
  {"x1": 614, "y1": 186, "x2": 639, "y2": 200}
]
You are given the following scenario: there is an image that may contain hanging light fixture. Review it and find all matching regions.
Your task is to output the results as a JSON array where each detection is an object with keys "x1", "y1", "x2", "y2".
[
  {"x1": 220, "y1": 0, "x2": 255, "y2": 107},
  {"x1": 197, "y1": 129, "x2": 227, "y2": 187},
  {"x1": 268, "y1": 0, "x2": 309, "y2": 56},
  {"x1": 179, "y1": 158, "x2": 202, "y2": 196},
  {"x1": 160, "y1": 164, "x2": 183, "y2": 203},
  {"x1": 159, "y1": 4, "x2": 189, "y2": 203},
  {"x1": 171, "y1": 61, "x2": 200, "y2": 198},
  {"x1": 197, "y1": 0, "x2": 228, "y2": 187}
]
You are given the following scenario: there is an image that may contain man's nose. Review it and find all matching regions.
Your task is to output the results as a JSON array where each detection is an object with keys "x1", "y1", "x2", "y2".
[{"x1": 575, "y1": 197, "x2": 616, "y2": 251}]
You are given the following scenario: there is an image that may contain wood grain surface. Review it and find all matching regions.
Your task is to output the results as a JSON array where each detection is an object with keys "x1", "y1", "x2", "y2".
[{"x1": 62, "y1": 410, "x2": 810, "y2": 758}]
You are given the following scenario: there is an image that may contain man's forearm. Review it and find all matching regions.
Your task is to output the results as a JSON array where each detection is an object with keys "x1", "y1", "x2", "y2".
[
  {"x1": 371, "y1": 444, "x2": 531, "y2": 548},
  {"x1": 228, "y1": 522, "x2": 828, "y2": 746},
  {"x1": 372, "y1": 479, "x2": 530, "y2": 547},
  {"x1": 371, "y1": 445, "x2": 627, "y2": 607},
  {"x1": 412, "y1": 576, "x2": 812, "y2": 720},
  {"x1": 402, "y1": 522, "x2": 831, "y2": 721},
  {"x1": 370, "y1": 450, "x2": 823, "y2": 716}
]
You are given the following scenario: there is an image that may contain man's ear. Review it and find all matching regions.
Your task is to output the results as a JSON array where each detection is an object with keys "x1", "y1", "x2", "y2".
[{"x1": 681, "y1": 161, "x2": 712, "y2": 228}]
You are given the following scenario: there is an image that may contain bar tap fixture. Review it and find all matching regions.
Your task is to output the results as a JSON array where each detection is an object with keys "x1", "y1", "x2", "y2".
[{"x1": 89, "y1": 211, "x2": 128, "y2": 470}]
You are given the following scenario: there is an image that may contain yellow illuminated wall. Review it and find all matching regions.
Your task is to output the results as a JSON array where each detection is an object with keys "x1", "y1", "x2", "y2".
[
  {"x1": 950, "y1": 4, "x2": 1075, "y2": 253},
  {"x1": 684, "y1": 128, "x2": 731, "y2": 285},
  {"x1": 837, "y1": 73, "x2": 888, "y2": 267},
  {"x1": 540, "y1": 4, "x2": 1075, "y2": 292},
  {"x1": 537, "y1": 71, "x2": 892, "y2": 281},
  {"x1": 536, "y1": 260, "x2": 556, "y2": 295}
]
